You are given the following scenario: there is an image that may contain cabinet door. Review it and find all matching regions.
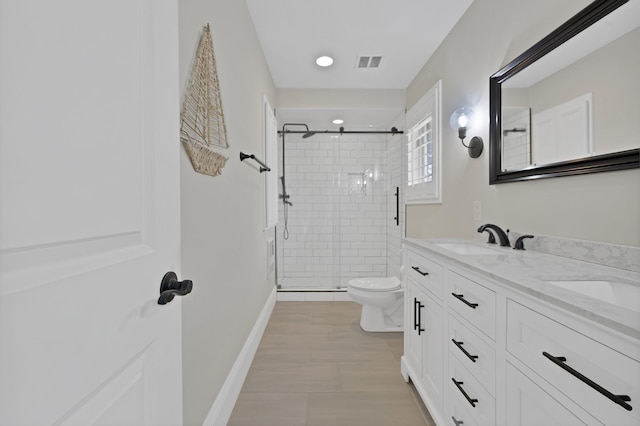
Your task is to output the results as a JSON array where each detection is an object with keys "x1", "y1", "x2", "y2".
[
  {"x1": 406, "y1": 280, "x2": 424, "y2": 376},
  {"x1": 422, "y1": 290, "x2": 444, "y2": 407},
  {"x1": 506, "y1": 362, "x2": 595, "y2": 426}
]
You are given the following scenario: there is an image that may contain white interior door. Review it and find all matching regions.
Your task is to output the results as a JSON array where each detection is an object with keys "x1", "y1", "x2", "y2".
[{"x1": 0, "y1": 1, "x2": 183, "y2": 424}]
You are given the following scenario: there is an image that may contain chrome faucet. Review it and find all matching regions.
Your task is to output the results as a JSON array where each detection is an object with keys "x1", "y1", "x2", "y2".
[{"x1": 477, "y1": 224, "x2": 511, "y2": 247}]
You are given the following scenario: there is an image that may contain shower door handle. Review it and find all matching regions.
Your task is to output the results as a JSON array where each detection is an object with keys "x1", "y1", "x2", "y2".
[{"x1": 393, "y1": 186, "x2": 399, "y2": 226}]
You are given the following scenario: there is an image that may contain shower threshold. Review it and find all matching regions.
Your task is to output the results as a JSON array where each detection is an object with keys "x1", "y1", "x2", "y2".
[
  {"x1": 277, "y1": 287, "x2": 346, "y2": 292},
  {"x1": 276, "y1": 287, "x2": 352, "y2": 302}
]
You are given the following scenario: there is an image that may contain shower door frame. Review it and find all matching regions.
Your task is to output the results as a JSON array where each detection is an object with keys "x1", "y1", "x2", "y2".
[{"x1": 276, "y1": 127, "x2": 403, "y2": 291}]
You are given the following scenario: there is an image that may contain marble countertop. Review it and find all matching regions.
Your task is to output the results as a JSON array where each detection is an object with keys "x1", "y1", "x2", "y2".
[{"x1": 404, "y1": 237, "x2": 640, "y2": 340}]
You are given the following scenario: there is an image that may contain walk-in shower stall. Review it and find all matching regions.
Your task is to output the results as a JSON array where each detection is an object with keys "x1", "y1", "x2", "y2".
[{"x1": 276, "y1": 124, "x2": 404, "y2": 291}]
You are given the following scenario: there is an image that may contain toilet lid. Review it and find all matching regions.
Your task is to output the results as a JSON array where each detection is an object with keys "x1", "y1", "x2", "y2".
[{"x1": 348, "y1": 277, "x2": 401, "y2": 292}]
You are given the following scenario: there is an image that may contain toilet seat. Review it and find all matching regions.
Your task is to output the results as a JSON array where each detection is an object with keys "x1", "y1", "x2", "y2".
[{"x1": 348, "y1": 277, "x2": 401, "y2": 292}]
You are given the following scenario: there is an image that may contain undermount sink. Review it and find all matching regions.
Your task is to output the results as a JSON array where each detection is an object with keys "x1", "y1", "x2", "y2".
[
  {"x1": 433, "y1": 243, "x2": 502, "y2": 256},
  {"x1": 546, "y1": 280, "x2": 640, "y2": 312}
]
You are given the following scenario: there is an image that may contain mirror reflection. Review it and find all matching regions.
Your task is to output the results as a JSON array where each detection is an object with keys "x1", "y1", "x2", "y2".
[
  {"x1": 500, "y1": 14, "x2": 639, "y2": 171},
  {"x1": 489, "y1": 0, "x2": 640, "y2": 183},
  {"x1": 501, "y1": 107, "x2": 530, "y2": 171}
]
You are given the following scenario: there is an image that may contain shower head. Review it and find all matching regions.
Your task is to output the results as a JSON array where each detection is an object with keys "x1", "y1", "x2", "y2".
[{"x1": 282, "y1": 123, "x2": 315, "y2": 139}]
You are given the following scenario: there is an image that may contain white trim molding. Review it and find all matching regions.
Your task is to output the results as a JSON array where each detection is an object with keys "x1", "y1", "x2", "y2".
[
  {"x1": 404, "y1": 80, "x2": 442, "y2": 205},
  {"x1": 203, "y1": 287, "x2": 277, "y2": 426}
]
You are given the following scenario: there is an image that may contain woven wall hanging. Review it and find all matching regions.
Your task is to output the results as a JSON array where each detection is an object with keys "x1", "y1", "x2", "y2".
[{"x1": 180, "y1": 23, "x2": 229, "y2": 176}]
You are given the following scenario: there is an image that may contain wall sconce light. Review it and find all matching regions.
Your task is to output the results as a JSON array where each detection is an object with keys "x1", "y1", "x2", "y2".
[{"x1": 450, "y1": 107, "x2": 483, "y2": 158}]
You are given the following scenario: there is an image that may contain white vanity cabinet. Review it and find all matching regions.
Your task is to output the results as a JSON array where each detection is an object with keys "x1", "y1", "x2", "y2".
[
  {"x1": 506, "y1": 300, "x2": 640, "y2": 426},
  {"x1": 444, "y1": 270, "x2": 497, "y2": 426},
  {"x1": 403, "y1": 249, "x2": 446, "y2": 419},
  {"x1": 401, "y1": 241, "x2": 640, "y2": 426},
  {"x1": 448, "y1": 271, "x2": 496, "y2": 341},
  {"x1": 405, "y1": 281, "x2": 425, "y2": 376},
  {"x1": 447, "y1": 312, "x2": 496, "y2": 426},
  {"x1": 504, "y1": 362, "x2": 593, "y2": 426},
  {"x1": 448, "y1": 314, "x2": 495, "y2": 396}
]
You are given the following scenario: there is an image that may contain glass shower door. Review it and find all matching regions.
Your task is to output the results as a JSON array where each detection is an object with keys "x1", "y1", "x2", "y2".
[{"x1": 277, "y1": 131, "x2": 389, "y2": 290}]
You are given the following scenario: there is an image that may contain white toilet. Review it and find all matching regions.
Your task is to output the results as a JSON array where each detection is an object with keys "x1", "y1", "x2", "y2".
[{"x1": 347, "y1": 276, "x2": 404, "y2": 332}]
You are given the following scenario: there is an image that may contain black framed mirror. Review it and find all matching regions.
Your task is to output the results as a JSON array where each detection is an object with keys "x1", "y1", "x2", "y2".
[{"x1": 489, "y1": 0, "x2": 640, "y2": 184}]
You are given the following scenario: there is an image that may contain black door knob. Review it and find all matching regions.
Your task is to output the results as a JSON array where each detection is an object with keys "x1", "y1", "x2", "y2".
[{"x1": 158, "y1": 271, "x2": 193, "y2": 305}]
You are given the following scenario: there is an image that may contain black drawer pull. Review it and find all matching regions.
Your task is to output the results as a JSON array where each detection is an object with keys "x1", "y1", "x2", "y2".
[
  {"x1": 413, "y1": 298, "x2": 419, "y2": 331},
  {"x1": 452, "y1": 378, "x2": 478, "y2": 407},
  {"x1": 451, "y1": 293, "x2": 478, "y2": 309},
  {"x1": 542, "y1": 352, "x2": 632, "y2": 411},
  {"x1": 452, "y1": 416, "x2": 464, "y2": 426},
  {"x1": 411, "y1": 266, "x2": 429, "y2": 276},
  {"x1": 452, "y1": 339, "x2": 478, "y2": 362}
]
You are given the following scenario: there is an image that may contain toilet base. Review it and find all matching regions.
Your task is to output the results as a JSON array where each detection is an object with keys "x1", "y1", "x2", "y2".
[{"x1": 358, "y1": 302, "x2": 404, "y2": 333}]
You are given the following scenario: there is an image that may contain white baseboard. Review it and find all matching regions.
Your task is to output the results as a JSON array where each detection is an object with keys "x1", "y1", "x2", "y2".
[{"x1": 202, "y1": 286, "x2": 277, "y2": 426}]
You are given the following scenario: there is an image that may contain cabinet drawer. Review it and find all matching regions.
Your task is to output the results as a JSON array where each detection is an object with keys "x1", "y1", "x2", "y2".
[
  {"x1": 448, "y1": 314, "x2": 496, "y2": 396},
  {"x1": 407, "y1": 249, "x2": 444, "y2": 300},
  {"x1": 448, "y1": 272, "x2": 496, "y2": 340},
  {"x1": 448, "y1": 385, "x2": 482, "y2": 426},
  {"x1": 448, "y1": 355, "x2": 495, "y2": 426},
  {"x1": 507, "y1": 300, "x2": 639, "y2": 426}
]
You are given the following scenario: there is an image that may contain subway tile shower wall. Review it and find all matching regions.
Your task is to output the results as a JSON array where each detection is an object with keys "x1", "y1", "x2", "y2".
[{"x1": 276, "y1": 133, "x2": 395, "y2": 289}]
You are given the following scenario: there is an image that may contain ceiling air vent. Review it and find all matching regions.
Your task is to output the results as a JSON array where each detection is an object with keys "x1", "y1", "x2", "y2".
[{"x1": 356, "y1": 55, "x2": 382, "y2": 69}]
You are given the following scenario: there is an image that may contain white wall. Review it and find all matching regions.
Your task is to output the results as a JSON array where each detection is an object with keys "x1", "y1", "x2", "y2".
[
  {"x1": 179, "y1": 1, "x2": 276, "y2": 424},
  {"x1": 277, "y1": 88, "x2": 406, "y2": 111},
  {"x1": 406, "y1": 0, "x2": 640, "y2": 247}
]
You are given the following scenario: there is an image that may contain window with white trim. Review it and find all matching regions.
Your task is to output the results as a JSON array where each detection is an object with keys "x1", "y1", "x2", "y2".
[
  {"x1": 405, "y1": 80, "x2": 441, "y2": 204},
  {"x1": 407, "y1": 116, "x2": 433, "y2": 186}
]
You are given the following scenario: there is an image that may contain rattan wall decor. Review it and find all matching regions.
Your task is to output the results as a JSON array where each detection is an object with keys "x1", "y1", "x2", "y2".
[{"x1": 180, "y1": 23, "x2": 229, "y2": 176}]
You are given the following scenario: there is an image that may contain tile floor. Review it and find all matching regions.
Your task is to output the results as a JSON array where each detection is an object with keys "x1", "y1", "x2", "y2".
[{"x1": 228, "y1": 301, "x2": 435, "y2": 426}]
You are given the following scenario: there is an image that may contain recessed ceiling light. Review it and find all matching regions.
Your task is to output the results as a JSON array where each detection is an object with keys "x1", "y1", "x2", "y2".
[
  {"x1": 316, "y1": 56, "x2": 334, "y2": 67},
  {"x1": 332, "y1": 119, "x2": 344, "y2": 124}
]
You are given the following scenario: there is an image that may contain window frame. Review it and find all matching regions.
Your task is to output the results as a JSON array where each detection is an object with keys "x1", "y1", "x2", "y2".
[{"x1": 405, "y1": 80, "x2": 442, "y2": 204}]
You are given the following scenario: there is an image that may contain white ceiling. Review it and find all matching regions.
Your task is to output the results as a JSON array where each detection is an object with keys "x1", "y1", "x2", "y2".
[{"x1": 245, "y1": 0, "x2": 474, "y2": 90}]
